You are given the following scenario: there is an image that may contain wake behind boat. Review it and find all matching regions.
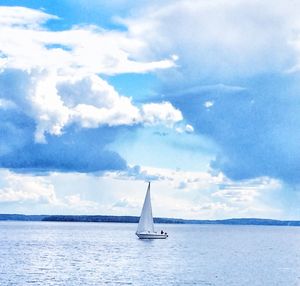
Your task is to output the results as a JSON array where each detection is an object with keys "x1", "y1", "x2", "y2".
[{"x1": 136, "y1": 182, "x2": 168, "y2": 239}]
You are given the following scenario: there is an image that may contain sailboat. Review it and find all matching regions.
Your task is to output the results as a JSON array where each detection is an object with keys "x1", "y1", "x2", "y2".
[{"x1": 136, "y1": 182, "x2": 168, "y2": 239}]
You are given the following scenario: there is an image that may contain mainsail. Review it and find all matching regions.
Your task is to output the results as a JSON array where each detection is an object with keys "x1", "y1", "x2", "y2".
[{"x1": 136, "y1": 182, "x2": 155, "y2": 234}]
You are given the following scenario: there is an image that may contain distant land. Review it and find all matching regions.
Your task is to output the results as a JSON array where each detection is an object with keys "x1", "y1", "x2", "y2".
[{"x1": 1, "y1": 214, "x2": 300, "y2": 226}]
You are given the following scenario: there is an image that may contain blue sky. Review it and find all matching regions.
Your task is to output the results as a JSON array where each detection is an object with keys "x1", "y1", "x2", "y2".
[{"x1": 0, "y1": 0, "x2": 299, "y2": 219}]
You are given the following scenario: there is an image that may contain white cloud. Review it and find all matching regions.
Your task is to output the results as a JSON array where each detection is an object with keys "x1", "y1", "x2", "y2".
[
  {"x1": 106, "y1": 165, "x2": 283, "y2": 219},
  {"x1": 0, "y1": 171, "x2": 58, "y2": 204},
  {"x1": 0, "y1": 168, "x2": 285, "y2": 219},
  {"x1": 185, "y1": 124, "x2": 194, "y2": 133},
  {"x1": 64, "y1": 194, "x2": 98, "y2": 210},
  {"x1": 112, "y1": 198, "x2": 138, "y2": 209},
  {"x1": 212, "y1": 188, "x2": 259, "y2": 204},
  {"x1": 31, "y1": 72, "x2": 71, "y2": 142},
  {"x1": 120, "y1": 165, "x2": 164, "y2": 181},
  {"x1": 216, "y1": 178, "x2": 281, "y2": 207},
  {"x1": 0, "y1": 170, "x2": 99, "y2": 213},
  {"x1": 122, "y1": 0, "x2": 300, "y2": 82},
  {"x1": 141, "y1": 102, "x2": 183, "y2": 127},
  {"x1": 0, "y1": 6, "x2": 183, "y2": 142},
  {"x1": 45, "y1": 73, "x2": 182, "y2": 139},
  {"x1": 204, "y1": 101, "x2": 214, "y2": 109},
  {"x1": 192, "y1": 202, "x2": 235, "y2": 212},
  {"x1": 175, "y1": 124, "x2": 194, "y2": 134},
  {"x1": 0, "y1": 6, "x2": 57, "y2": 28},
  {"x1": 0, "y1": 70, "x2": 182, "y2": 143},
  {"x1": 0, "y1": 7, "x2": 176, "y2": 74}
]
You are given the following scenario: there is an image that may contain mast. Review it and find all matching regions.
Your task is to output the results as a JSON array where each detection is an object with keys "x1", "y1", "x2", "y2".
[{"x1": 136, "y1": 182, "x2": 155, "y2": 234}]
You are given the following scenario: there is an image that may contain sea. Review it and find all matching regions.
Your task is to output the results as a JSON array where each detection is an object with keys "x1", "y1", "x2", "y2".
[{"x1": 1, "y1": 221, "x2": 300, "y2": 286}]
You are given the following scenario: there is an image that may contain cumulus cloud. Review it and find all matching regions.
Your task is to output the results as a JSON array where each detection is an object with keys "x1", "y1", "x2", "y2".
[
  {"x1": 0, "y1": 6, "x2": 182, "y2": 144},
  {"x1": 60, "y1": 76, "x2": 182, "y2": 130},
  {"x1": 141, "y1": 102, "x2": 183, "y2": 126},
  {"x1": 112, "y1": 198, "x2": 138, "y2": 209},
  {"x1": 0, "y1": 166, "x2": 285, "y2": 219},
  {"x1": 64, "y1": 194, "x2": 98, "y2": 210},
  {"x1": 175, "y1": 123, "x2": 194, "y2": 134},
  {"x1": 0, "y1": 69, "x2": 182, "y2": 143},
  {"x1": 106, "y1": 165, "x2": 283, "y2": 219},
  {"x1": 185, "y1": 124, "x2": 194, "y2": 133},
  {"x1": 0, "y1": 6, "x2": 185, "y2": 173},
  {"x1": 0, "y1": 171, "x2": 57, "y2": 204},
  {"x1": 118, "y1": 165, "x2": 164, "y2": 181},
  {"x1": 0, "y1": 170, "x2": 99, "y2": 214}
]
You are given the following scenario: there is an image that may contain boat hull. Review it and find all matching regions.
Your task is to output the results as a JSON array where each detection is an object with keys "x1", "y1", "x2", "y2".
[{"x1": 136, "y1": 232, "x2": 168, "y2": 239}]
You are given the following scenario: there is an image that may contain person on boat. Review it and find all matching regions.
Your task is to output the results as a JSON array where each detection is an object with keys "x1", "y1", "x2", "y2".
[{"x1": 161, "y1": 230, "x2": 164, "y2": 234}]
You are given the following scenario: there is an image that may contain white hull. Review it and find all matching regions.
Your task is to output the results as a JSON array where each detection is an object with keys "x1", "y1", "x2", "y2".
[{"x1": 136, "y1": 232, "x2": 168, "y2": 239}]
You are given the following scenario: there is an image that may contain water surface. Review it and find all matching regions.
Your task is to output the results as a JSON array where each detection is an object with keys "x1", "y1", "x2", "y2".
[{"x1": 1, "y1": 221, "x2": 300, "y2": 285}]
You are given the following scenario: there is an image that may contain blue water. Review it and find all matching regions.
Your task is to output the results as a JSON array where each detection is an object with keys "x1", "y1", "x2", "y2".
[{"x1": 1, "y1": 222, "x2": 300, "y2": 285}]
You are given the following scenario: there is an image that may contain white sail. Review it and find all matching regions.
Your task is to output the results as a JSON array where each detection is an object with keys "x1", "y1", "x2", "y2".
[{"x1": 136, "y1": 182, "x2": 155, "y2": 234}]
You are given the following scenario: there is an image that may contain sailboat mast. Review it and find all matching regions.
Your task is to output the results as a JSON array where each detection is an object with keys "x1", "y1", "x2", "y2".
[{"x1": 147, "y1": 181, "x2": 150, "y2": 192}]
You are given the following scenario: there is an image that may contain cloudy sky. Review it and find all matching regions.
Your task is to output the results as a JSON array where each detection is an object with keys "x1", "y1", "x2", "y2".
[{"x1": 0, "y1": 0, "x2": 299, "y2": 219}]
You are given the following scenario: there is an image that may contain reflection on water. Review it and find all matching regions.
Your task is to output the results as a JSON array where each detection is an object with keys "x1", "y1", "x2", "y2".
[{"x1": 1, "y1": 222, "x2": 300, "y2": 285}]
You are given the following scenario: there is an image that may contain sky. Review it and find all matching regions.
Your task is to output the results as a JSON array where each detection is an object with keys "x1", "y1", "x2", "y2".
[{"x1": 0, "y1": 0, "x2": 300, "y2": 219}]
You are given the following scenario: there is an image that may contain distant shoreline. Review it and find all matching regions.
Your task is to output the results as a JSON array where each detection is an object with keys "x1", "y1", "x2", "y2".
[{"x1": 1, "y1": 214, "x2": 300, "y2": 226}]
